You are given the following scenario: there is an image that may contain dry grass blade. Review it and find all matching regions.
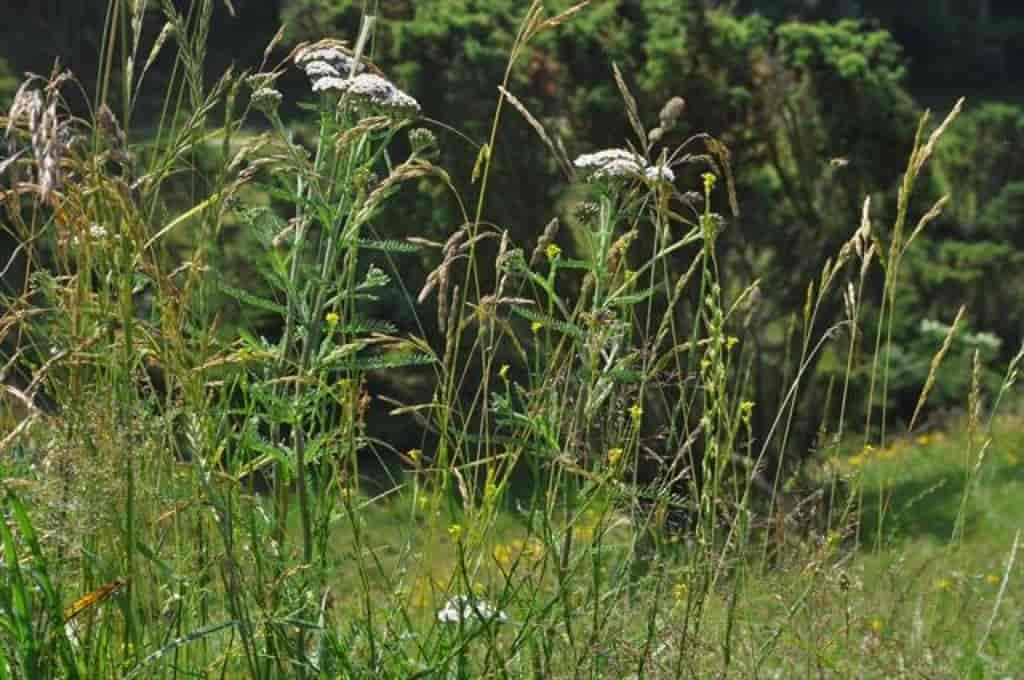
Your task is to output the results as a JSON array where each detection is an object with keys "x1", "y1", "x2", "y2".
[
  {"x1": 517, "y1": 2, "x2": 546, "y2": 45},
  {"x1": 915, "y1": 98, "x2": 964, "y2": 171},
  {"x1": 530, "y1": 217, "x2": 560, "y2": 266},
  {"x1": 538, "y1": 1, "x2": 591, "y2": 31},
  {"x1": 0, "y1": 149, "x2": 25, "y2": 177},
  {"x1": 497, "y1": 85, "x2": 572, "y2": 179},
  {"x1": 705, "y1": 136, "x2": 740, "y2": 217},
  {"x1": 725, "y1": 279, "x2": 762, "y2": 322},
  {"x1": 262, "y1": 24, "x2": 287, "y2": 70},
  {"x1": 0, "y1": 412, "x2": 37, "y2": 452},
  {"x1": 906, "y1": 195, "x2": 949, "y2": 247},
  {"x1": 612, "y1": 63, "x2": 647, "y2": 149},
  {"x1": 977, "y1": 530, "x2": 1021, "y2": 656},
  {"x1": 909, "y1": 305, "x2": 965, "y2": 432},
  {"x1": 140, "y1": 22, "x2": 175, "y2": 88},
  {"x1": 856, "y1": 196, "x2": 872, "y2": 255},
  {"x1": 64, "y1": 578, "x2": 128, "y2": 622}
]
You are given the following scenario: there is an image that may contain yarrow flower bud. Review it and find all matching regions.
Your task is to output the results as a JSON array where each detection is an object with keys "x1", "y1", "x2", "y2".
[
  {"x1": 408, "y1": 127, "x2": 438, "y2": 155},
  {"x1": 659, "y1": 96, "x2": 686, "y2": 130},
  {"x1": 573, "y1": 201, "x2": 600, "y2": 225},
  {"x1": 250, "y1": 87, "x2": 283, "y2": 116}
]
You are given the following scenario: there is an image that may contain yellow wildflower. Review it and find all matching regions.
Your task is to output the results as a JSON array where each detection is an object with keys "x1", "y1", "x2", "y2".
[
  {"x1": 523, "y1": 538, "x2": 544, "y2": 561},
  {"x1": 493, "y1": 544, "x2": 513, "y2": 568},
  {"x1": 325, "y1": 311, "x2": 340, "y2": 327}
]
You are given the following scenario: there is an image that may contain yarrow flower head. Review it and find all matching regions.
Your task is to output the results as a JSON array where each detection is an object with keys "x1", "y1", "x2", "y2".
[
  {"x1": 295, "y1": 41, "x2": 365, "y2": 83},
  {"x1": 645, "y1": 164, "x2": 675, "y2": 183},
  {"x1": 312, "y1": 73, "x2": 420, "y2": 118},
  {"x1": 574, "y1": 148, "x2": 675, "y2": 185},
  {"x1": 311, "y1": 77, "x2": 349, "y2": 94},
  {"x1": 437, "y1": 595, "x2": 508, "y2": 625},
  {"x1": 70, "y1": 223, "x2": 118, "y2": 247},
  {"x1": 303, "y1": 61, "x2": 341, "y2": 79},
  {"x1": 574, "y1": 148, "x2": 644, "y2": 179}
]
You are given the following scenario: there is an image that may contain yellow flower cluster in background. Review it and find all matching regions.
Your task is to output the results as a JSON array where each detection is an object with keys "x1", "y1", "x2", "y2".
[
  {"x1": 841, "y1": 431, "x2": 949, "y2": 470},
  {"x1": 492, "y1": 538, "x2": 546, "y2": 569}
]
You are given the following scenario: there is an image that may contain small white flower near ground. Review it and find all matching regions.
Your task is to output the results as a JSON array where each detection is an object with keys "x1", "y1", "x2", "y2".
[
  {"x1": 437, "y1": 595, "x2": 508, "y2": 625},
  {"x1": 645, "y1": 164, "x2": 675, "y2": 183}
]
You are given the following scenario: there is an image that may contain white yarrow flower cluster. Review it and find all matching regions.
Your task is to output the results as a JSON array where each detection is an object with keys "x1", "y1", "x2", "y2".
[
  {"x1": 250, "y1": 87, "x2": 283, "y2": 115},
  {"x1": 574, "y1": 148, "x2": 675, "y2": 184},
  {"x1": 574, "y1": 149, "x2": 643, "y2": 175},
  {"x1": 303, "y1": 61, "x2": 341, "y2": 79},
  {"x1": 437, "y1": 595, "x2": 508, "y2": 625},
  {"x1": 645, "y1": 164, "x2": 676, "y2": 183},
  {"x1": 313, "y1": 73, "x2": 420, "y2": 116},
  {"x1": 70, "y1": 223, "x2": 118, "y2": 247},
  {"x1": 295, "y1": 46, "x2": 364, "y2": 81},
  {"x1": 296, "y1": 40, "x2": 420, "y2": 117},
  {"x1": 311, "y1": 77, "x2": 348, "y2": 93}
]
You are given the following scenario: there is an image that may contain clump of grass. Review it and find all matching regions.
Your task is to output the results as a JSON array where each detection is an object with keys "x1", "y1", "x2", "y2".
[{"x1": 1, "y1": 1, "x2": 1020, "y2": 677}]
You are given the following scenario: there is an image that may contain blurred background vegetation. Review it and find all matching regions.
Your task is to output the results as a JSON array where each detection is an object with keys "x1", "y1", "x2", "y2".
[{"x1": 2, "y1": 0, "x2": 1022, "y2": 467}]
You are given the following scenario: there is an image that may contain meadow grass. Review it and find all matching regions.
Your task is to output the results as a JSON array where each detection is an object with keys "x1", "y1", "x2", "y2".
[{"x1": 1, "y1": 1, "x2": 1022, "y2": 677}]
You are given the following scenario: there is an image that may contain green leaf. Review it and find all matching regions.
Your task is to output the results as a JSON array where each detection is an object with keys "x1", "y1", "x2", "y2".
[
  {"x1": 512, "y1": 307, "x2": 586, "y2": 340},
  {"x1": 321, "y1": 342, "x2": 369, "y2": 367},
  {"x1": 333, "y1": 352, "x2": 435, "y2": 372},
  {"x1": 219, "y1": 282, "x2": 287, "y2": 316},
  {"x1": 352, "y1": 238, "x2": 420, "y2": 254}
]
